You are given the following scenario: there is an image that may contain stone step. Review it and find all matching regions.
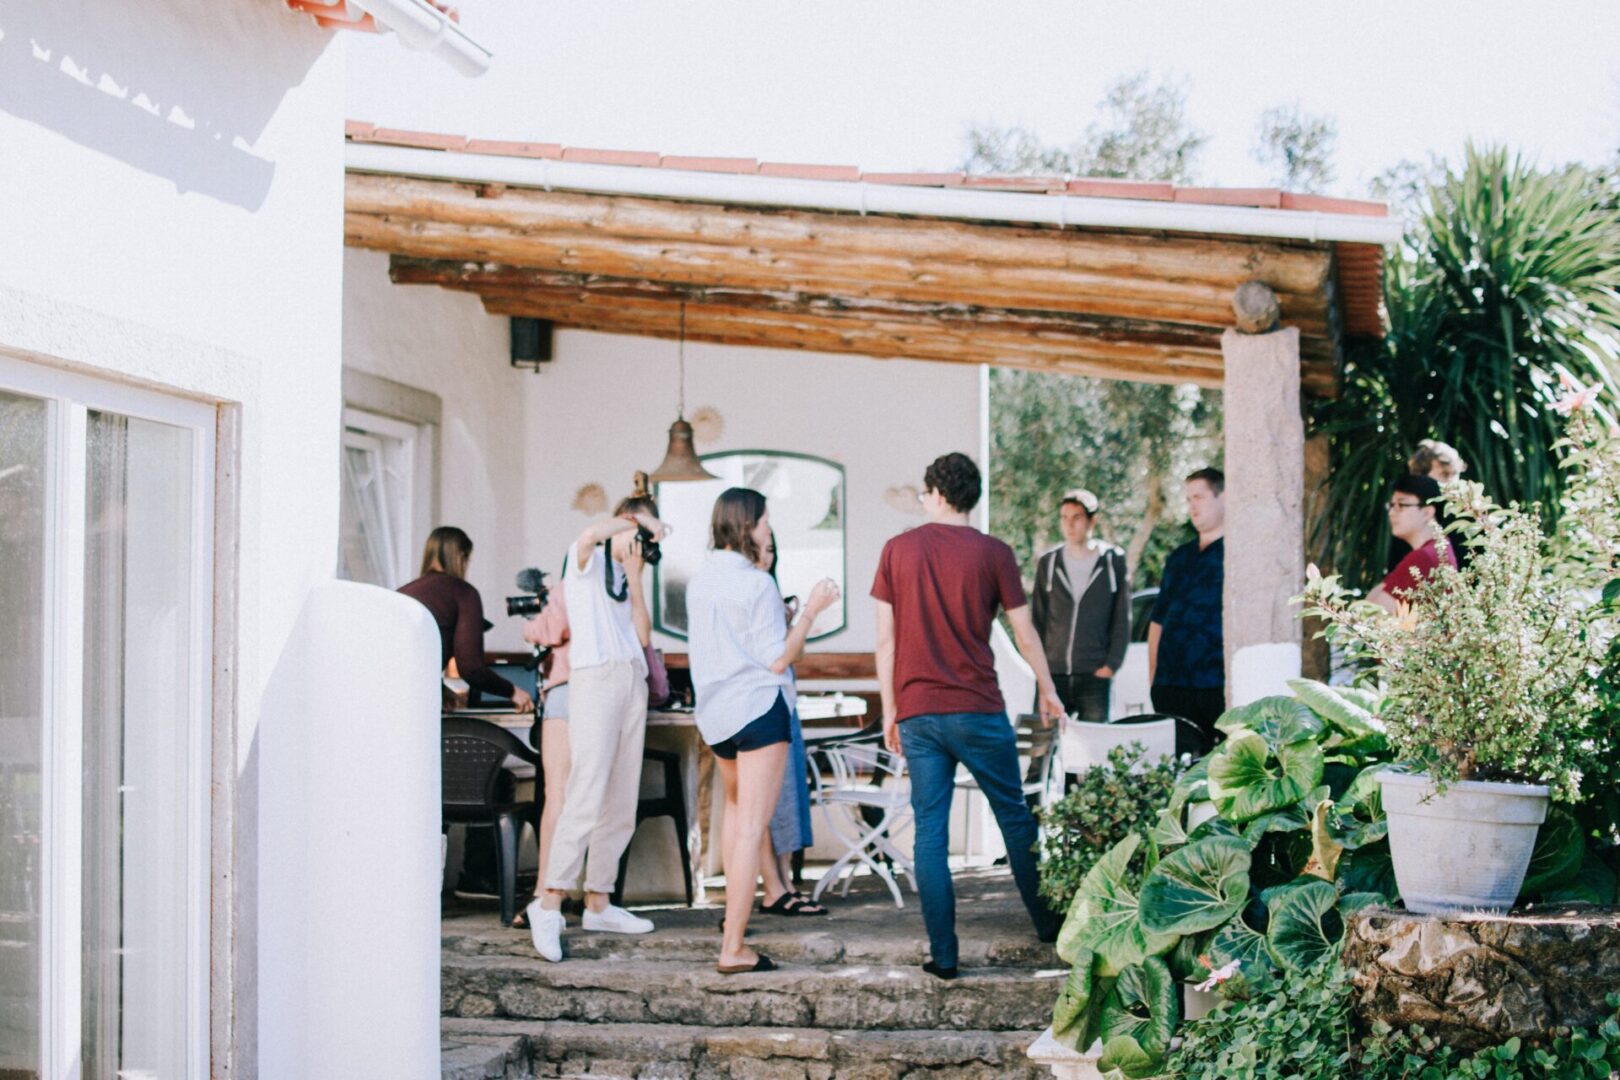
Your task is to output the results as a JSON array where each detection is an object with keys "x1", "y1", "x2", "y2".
[
  {"x1": 443, "y1": 1017, "x2": 1048, "y2": 1079},
  {"x1": 441, "y1": 1031, "x2": 531, "y2": 1080},
  {"x1": 442, "y1": 954, "x2": 1063, "y2": 1033},
  {"x1": 443, "y1": 902, "x2": 1057, "y2": 972}
]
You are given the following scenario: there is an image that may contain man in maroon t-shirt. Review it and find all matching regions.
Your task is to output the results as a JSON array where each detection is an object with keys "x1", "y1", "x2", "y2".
[
  {"x1": 872, "y1": 452, "x2": 1065, "y2": 979},
  {"x1": 1369, "y1": 473, "x2": 1456, "y2": 613}
]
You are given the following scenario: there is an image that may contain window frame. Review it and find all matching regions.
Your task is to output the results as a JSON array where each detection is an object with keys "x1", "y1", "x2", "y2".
[{"x1": 0, "y1": 353, "x2": 215, "y2": 1079}]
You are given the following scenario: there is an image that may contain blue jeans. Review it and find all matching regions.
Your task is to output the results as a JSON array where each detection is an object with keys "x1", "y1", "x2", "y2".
[{"x1": 900, "y1": 712, "x2": 1060, "y2": 969}]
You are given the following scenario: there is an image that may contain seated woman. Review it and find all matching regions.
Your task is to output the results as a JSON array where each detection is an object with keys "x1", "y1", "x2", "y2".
[
  {"x1": 524, "y1": 497, "x2": 669, "y2": 962},
  {"x1": 399, "y1": 526, "x2": 533, "y2": 714},
  {"x1": 688, "y1": 488, "x2": 838, "y2": 974}
]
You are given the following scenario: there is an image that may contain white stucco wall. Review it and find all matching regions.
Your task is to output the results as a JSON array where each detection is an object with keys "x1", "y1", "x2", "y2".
[
  {"x1": 341, "y1": 259, "x2": 986, "y2": 656},
  {"x1": 342, "y1": 248, "x2": 530, "y2": 649},
  {"x1": 527, "y1": 330, "x2": 984, "y2": 654},
  {"x1": 0, "y1": 2, "x2": 366, "y2": 1074}
]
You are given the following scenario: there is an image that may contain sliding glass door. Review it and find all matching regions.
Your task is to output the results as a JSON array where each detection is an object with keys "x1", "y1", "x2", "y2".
[{"x1": 0, "y1": 357, "x2": 213, "y2": 1079}]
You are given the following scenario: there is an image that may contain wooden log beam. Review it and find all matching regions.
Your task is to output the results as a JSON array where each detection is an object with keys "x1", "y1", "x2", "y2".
[
  {"x1": 348, "y1": 210, "x2": 1335, "y2": 334},
  {"x1": 346, "y1": 173, "x2": 1336, "y2": 296}
]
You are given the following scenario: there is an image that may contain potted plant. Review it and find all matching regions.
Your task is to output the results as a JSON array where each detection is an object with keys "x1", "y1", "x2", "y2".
[{"x1": 1300, "y1": 386, "x2": 1620, "y2": 914}]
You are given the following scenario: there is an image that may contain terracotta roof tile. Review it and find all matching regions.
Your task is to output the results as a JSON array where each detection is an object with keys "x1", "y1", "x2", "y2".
[
  {"x1": 364, "y1": 127, "x2": 468, "y2": 152},
  {"x1": 860, "y1": 172, "x2": 965, "y2": 188},
  {"x1": 345, "y1": 120, "x2": 377, "y2": 139},
  {"x1": 1063, "y1": 178, "x2": 1175, "y2": 201},
  {"x1": 560, "y1": 147, "x2": 661, "y2": 167},
  {"x1": 464, "y1": 138, "x2": 563, "y2": 159},
  {"x1": 1174, "y1": 187, "x2": 1283, "y2": 209},
  {"x1": 962, "y1": 175, "x2": 1066, "y2": 193},
  {"x1": 757, "y1": 162, "x2": 862, "y2": 181},
  {"x1": 659, "y1": 155, "x2": 758, "y2": 174},
  {"x1": 1280, "y1": 192, "x2": 1389, "y2": 217}
]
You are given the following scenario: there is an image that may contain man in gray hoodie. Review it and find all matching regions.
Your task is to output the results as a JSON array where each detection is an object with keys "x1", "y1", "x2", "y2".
[{"x1": 1029, "y1": 489, "x2": 1131, "y2": 722}]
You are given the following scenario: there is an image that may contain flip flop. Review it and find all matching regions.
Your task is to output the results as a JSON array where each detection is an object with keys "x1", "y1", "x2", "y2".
[
  {"x1": 760, "y1": 893, "x2": 827, "y2": 917},
  {"x1": 717, "y1": 954, "x2": 776, "y2": 975}
]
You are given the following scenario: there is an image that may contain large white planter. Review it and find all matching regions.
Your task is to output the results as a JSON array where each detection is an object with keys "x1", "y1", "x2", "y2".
[
  {"x1": 1378, "y1": 770, "x2": 1549, "y2": 915},
  {"x1": 1026, "y1": 1029, "x2": 1103, "y2": 1079}
]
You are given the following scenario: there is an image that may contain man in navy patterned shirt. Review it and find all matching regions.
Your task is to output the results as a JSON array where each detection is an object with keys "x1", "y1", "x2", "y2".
[{"x1": 1147, "y1": 468, "x2": 1226, "y2": 757}]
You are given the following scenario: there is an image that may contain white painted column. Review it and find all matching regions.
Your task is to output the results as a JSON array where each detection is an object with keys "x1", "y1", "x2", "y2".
[{"x1": 1221, "y1": 326, "x2": 1305, "y2": 706}]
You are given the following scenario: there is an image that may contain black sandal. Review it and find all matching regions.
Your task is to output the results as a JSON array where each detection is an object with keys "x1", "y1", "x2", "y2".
[
  {"x1": 761, "y1": 892, "x2": 827, "y2": 917},
  {"x1": 717, "y1": 954, "x2": 776, "y2": 975}
]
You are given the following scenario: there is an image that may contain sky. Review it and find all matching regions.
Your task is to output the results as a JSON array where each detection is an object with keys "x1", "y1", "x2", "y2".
[{"x1": 345, "y1": 1, "x2": 1620, "y2": 198}]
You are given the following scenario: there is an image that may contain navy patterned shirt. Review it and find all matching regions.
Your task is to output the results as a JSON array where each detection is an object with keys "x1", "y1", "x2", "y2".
[{"x1": 1149, "y1": 537, "x2": 1224, "y2": 690}]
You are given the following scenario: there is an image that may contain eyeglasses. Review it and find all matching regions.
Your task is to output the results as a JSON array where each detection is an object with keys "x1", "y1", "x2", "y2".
[{"x1": 1385, "y1": 500, "x2": 1423, "y2": 512}]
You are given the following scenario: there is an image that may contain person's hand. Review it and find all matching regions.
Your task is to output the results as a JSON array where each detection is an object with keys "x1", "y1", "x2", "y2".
[
  {"x1": 882, "y1": 712, "x2": 903, "y2": 755},
  {"x1": 622, "y1": 544, "x2": 645, "y2": 576},
  {"x1": 1094, "y1": 665, "x2": 1115, "y2": 679},
  {"x1": 510, "y1": 686, "x2": 535, "y2": 713},
  {"x1": 806, "y1": 578, "x2": 841, "y2": 615},
  {"x1": 1038, "y1": 686, "x2": 1065, "y2": 726}
]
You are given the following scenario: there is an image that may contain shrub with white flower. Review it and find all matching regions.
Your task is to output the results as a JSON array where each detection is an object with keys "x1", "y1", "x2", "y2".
[{"x1": 1299, "y1": 383, "x2": 1620, "y2": 804}]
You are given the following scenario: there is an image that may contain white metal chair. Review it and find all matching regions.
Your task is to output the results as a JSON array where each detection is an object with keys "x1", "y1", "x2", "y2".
[{"x1": 809, "y1": 738, "x2": 915, "y2": 908}]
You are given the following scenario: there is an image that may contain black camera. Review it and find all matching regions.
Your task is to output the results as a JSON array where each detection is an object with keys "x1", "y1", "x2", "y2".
[
  {"x1": 635, "y1": 525, "x2": 662, "y2": 566},
  {"x1": 505, "y1": 567, "x2": 551, "y2": 618}
]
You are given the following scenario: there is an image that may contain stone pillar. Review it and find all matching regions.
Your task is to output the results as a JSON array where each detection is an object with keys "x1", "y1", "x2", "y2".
[{"x1": 1221, "y1": 325, "x2": 1304, "y2": 705}]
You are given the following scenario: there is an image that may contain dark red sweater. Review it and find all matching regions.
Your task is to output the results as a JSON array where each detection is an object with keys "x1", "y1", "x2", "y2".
[{"x1": 398, "y1": 572, "x2": 515, "y2": 700}]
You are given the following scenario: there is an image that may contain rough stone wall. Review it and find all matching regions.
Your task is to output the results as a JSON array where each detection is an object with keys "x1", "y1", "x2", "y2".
[{"x1": 1343, "y1": 907, "x2": 1620, "y2": 1051}]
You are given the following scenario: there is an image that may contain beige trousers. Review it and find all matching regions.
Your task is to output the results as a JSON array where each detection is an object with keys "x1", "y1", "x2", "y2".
[{"x1": 542, "y1": 660, "x2": 647, "y2": 895}]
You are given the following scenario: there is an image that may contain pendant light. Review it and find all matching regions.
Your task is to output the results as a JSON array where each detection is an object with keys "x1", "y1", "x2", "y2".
[{"x1": 651, "y1": 303, "x2": 719, "y2": 483}]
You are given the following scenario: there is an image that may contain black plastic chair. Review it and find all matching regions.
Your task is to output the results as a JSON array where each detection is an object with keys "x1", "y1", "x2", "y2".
[
  {"x1": 611, "y1": 747, "x2": 694, "y2": 908},
  {"x1": 442, "y1": 716, "x2": 541, "y2": 927}
]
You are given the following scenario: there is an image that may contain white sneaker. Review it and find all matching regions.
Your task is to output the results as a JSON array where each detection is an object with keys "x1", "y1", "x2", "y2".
[
  {"x1": 526, "y1": 901, "x2": 565, "y2": 962},
  {"x1": 581, "y1": 904, "x2": 654, "y2": 935}
]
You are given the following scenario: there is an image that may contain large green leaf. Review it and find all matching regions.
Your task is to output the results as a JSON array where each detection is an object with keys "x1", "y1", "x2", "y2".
[
  {"x1": 1209, "y1": 909, "x2": 1273, "y2": 971},
  {"x1": 1329, "y1": 766, "x2": 1389, "y2": 850},
  {"x1": 1058, "y1": 834, "x2": 1177, "y2": 976},
  {"x1": 1215, "y1": 695, "x2": 1323, "y2": 748},
  {"x1": 1139, "y1": 836, "x2": 1252, "y2": 936},
  {"x1": 1305, "y1": 798, "x2": 1344, "y2": 881},
  {"x1": 1542, "y1": 851, "x2": 1619, "y2": 905},
  {"x1": 1518, "y1": 807, "x2": 1585, "y2": 899},
  {"x1": 1051, "y1": 949, "x2": 1110, "y2": 1051},
  {"x1": 1149, "y1": 806, "x2": 1191, "y2": 850},
  {"x1": 1097, "y1": 1035, "x2": 1159, "y2": 1080},
  {"x1": 1265, "y1": 879, "x2": 1345, "y2": 973},
  {"x1": 1207, "y1": 731, "x2": 1325, "y2": 823},
  {"x1": 1099, "y1": 957, "x2": 1179, "y2": 1063},
  {"x1": 1286, "y1": 678, "x2": 1383, "y2": 739},
  {"x1": 1338, "y1": 842, "x2": 1399, "y2": 902}
]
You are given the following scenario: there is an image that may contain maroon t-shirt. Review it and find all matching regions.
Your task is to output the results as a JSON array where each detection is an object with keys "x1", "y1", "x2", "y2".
[
  {"x1": 871, "y1": 523, "x2": 1028, "y2": 721},
  {"x1": 1381, "y1": 538, "x2": 1456, "y2": 600}
]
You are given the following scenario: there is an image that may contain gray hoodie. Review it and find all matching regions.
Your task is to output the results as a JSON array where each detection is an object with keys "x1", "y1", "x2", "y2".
[{"x1": 1029, "y1": 540, "x2": 1131, "y2": 677}]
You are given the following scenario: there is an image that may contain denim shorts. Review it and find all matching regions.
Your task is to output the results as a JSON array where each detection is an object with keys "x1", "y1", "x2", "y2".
[{"x1": 709, "y1": 690, "x2": 791, "y2": 760}]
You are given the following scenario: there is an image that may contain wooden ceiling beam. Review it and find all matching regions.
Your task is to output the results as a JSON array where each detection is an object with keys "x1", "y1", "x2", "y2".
[
  {"x1": 347, "y1": 173, "x2": 1336, "y2": 296},
  {"x1": 350, "y1": 217, "x2": 1333, "y2": 335}
]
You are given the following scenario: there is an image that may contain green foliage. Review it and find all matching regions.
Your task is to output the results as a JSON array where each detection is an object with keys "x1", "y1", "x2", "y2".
[
  {"x1": 1058, "y1": 832, "x2": 1177, "y2": 977},
  {"x1": 1169, "y1": 965, "x2": 1620, "y2": 1080},
  {"x1": 962, "y1": 71, "x2": 1207, "y2": 182},
  {"x1": 1253, "y1": 103, "x2": 1339, "y2": 193},
  {"x1": 1314, "y1": 144, "x2": 1620, "y2": 594},
  {"x1": 1038, "y1": 743, "x2": 1181, "y2": 910},
  {"x1": 987, "y1": 367, "x2": 1219, "y2": 585},
  {"x1": 1138, "y1": 836, "x2": 1253, "y2": 936},
  {"x1": 1302, "y1": 476, "x2": 1605, "y2": 803},
  {"x1": 1207, "y1": 730, "x2": 1326, "y2": 822}
]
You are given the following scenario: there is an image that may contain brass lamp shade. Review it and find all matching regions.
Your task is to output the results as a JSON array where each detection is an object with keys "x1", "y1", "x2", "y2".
[{"x1": 651, "y1": 418, "x2": 718, "y2": 482}]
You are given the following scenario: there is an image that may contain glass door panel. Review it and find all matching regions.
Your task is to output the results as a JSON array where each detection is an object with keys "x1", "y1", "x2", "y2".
[
  {"x1": 0, "y1": 391, "x2": 48, "y2": 1080},
  {"x1": 81, "y1": 411, "x2": 196, "y2": 1080}
]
